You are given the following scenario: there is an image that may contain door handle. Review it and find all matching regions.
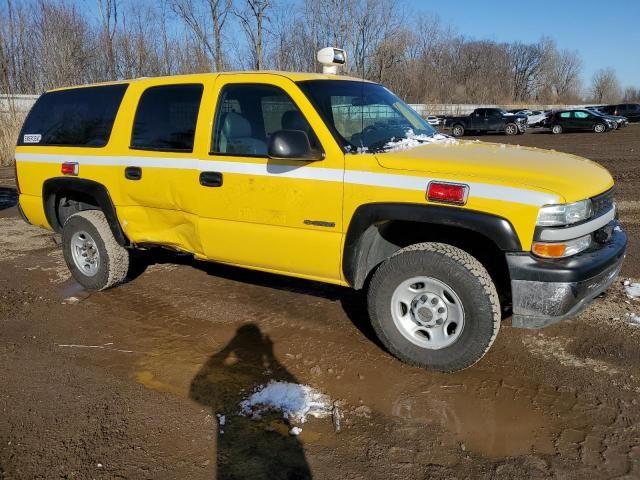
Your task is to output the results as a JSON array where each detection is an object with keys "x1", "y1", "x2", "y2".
[
  {"x1": 125, "y1": 166, "x2": 142, "y2": 181},
  {"x1": 199, "y1": 171, "x2": 223, "y2": 187}
]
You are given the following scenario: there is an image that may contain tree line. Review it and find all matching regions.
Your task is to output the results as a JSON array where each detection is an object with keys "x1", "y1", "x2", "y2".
[{"x1": 1, "y1": 0, "x2": 638, "y2": 105}]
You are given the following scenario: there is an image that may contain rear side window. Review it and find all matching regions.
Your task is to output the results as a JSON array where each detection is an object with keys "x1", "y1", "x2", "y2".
[
  {"x1": 18, "y1": 84, "x2": 128, "y2": 147},
  {"x1": 131, "y1": 84, "x2": 203, "y2": 152}
]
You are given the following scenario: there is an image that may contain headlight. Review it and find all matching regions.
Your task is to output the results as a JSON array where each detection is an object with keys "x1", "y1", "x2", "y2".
[
  {"x1": 532, "y1": 235, "x2": 592, "y2": 258},
  {"x1": 537, "y1": 200, "x2": 592, "y2": 226}
]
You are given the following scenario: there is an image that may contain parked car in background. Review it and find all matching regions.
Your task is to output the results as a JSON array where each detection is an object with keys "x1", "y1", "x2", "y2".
[
  {"x1": 599, "y1": 104, "x2": 640, "y2": 122},
  {"x1": 522, "y1": 110, "x2": 547, "y2": 127},
  {"x1": 447, "y1": 108, "x2": 527, "y2": 136},
  {"x1": 593, "y1": 110, "x2": 629, "y2": 129},
  {"x1": 426, "y1": 115, "x2": 441, "y2": 126},
  {"x1": 546, "y1": 109, "x2": 615, "y2": 134}
]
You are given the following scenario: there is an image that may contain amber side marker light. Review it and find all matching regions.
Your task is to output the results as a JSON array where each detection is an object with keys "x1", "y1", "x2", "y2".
[{"x1": 427, "y1": 182, "x2": 469, "y2": 205}]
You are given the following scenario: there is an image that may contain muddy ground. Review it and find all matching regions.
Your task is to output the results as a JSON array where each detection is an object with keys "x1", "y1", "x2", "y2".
[{"x1": 1, "y1": 126, "x2": 640, "y2": 480}]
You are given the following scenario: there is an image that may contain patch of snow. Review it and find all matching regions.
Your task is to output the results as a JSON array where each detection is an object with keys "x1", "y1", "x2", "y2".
[
  {"x1": 289, "y1": 426, "x2": 303, "y2": 436},
  {"x1": 382, "y1": 129, "x2": 457, "y2": 152},
  {"x1": 624, "y1": 282, "x2": 640, "y2": 299},
  {"x1": 239, "y1": 381, "x2": 331, "y2": 423},
  {"x1": 625, "y1": 313, "x2": 640, "y2": 326}
]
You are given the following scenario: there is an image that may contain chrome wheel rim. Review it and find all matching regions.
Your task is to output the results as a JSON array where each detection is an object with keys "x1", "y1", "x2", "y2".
[
  {"x1": 390, "y1": 276, "x2": 465, "y2": 350},
  {"x1": 552, "y1": 125, "x2": 561, "y2": 134},
  {"x1": 70, "y1": 230, "x2": 100, "y2": 277},
  {"x1": 453, "y1": 126, "x2": 463, "y2": 136},
  {"x1": 506, "y1": 125, "x2": 516, "y2": 134},
  {"x1": 595, "y1": 123, "x2": 605, "y2": 132}
]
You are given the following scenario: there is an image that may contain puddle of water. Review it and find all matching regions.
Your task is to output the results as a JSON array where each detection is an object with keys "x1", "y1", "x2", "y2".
[{"x1": 390, "y1": 382, "x2": 554, "y2": 458}]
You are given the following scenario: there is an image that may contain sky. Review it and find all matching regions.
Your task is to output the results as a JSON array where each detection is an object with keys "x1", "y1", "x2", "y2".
[{"x1": 408, "y1": 0, "x2": 640, "y2": 88}]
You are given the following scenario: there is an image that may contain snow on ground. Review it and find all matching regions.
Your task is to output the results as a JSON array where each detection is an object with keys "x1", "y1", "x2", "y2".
[
  {"x1": 624, "y1": 280, "x2": 640, "y2": 299},
  {"x1": 383, "y1": 129, "x2": 457, "y2": 152},
  {"x1": 239, "y1": 381, "x2": 332, "y2": 423},
  {"x1": 625, "y1": 313, "x2": 640, "y2": 326}
]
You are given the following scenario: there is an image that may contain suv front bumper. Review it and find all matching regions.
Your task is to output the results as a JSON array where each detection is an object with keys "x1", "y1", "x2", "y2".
[{"x1": 506, "y1": 221, "x2": 627, "y2": 329}]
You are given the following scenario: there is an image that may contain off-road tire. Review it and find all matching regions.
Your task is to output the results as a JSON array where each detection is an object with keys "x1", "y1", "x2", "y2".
[
  {"x1": 367, "y1": 242, "x2": 500, "y2": 372},
  {"x1": 594, "y1": 122, "x2": 606, "y2": 133},
  {"x1": 552, "y1": 124, "x2": 563, "y2": 134},
  {"x1": 62, "y1": 210, "x2": 130, "y2": 290},
  {"x1": 451, "y1": 124, "x2": 465, "y2": 137},
  {"x1": 504, "y1": 123, "x2": 518, "y2": 135}
]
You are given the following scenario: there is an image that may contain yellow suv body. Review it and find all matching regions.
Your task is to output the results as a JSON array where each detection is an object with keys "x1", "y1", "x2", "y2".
[{"x1": 15, "y1": 71, "x2": 626, "y2": 371}]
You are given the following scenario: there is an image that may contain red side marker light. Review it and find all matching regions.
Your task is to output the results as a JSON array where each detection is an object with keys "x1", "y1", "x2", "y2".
[
  {"x1": 61, "y1": 162, "x2": 79, "y2": 176},
  {"x1": 427, "y1": 182, "x2": 468, "y2": 205}
]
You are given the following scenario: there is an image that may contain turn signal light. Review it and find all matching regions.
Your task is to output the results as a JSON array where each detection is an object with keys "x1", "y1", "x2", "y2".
[
  {"x1": 61, "y1": 162, "x2": 79, "y2": 176},
  {"x1": 532, "y1": 235, "x2": 592, "y2": 259},
  {"x1": 532, "y1": 242, "x2": 567, "y2": 258},
  {"x1": 427, "y1": 182, "x2": 468, "y2": 205}
]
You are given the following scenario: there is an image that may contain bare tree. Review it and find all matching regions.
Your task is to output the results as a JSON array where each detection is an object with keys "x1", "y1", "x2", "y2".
[
  {"x1": 171, "y1": 0, "x2": 232, "y2": 71},
  {"x1": 591, "y1": 67, "x2": 621, "y2": 103},
  {"x1": 546, "y1": 48, "x2": 582, "y2": 102},
  {"x1": 234, "y1": 0, "x2": 272, "y2": 70},
  {"x1": 97, "y1": 0, "x2": 119, "y2": 80},
  {"x1": 622, "y1": 86, "x2": 640, "y2": 103}
]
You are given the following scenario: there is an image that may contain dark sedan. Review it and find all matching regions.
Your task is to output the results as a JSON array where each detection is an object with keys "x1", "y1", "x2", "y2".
[{"x1": 546, "y1": 109, "x2": 615, "y2": 134}]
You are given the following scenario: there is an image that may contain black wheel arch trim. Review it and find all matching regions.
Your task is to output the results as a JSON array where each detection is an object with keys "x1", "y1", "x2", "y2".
[
  {"x1": 42, "y1": 177, "x2": 128, "y2": 246},
  {"x1": 343, "y1": 203, "x2": 522, "y2": 289}
]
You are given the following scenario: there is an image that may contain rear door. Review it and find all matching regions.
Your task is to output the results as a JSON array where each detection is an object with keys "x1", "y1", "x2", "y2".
[
  {"x1": 557, "y1": 111, "x2": 572, "y2": 129},
  {"x1": 195, "y1": 74, "x2": 345, "y2": 283},
  {"x1": 114, "y1": 80, "x2": 206, "y2": 253},
  {"x1": 572, "y1": 110, "x2": 592, "y2": 130}
]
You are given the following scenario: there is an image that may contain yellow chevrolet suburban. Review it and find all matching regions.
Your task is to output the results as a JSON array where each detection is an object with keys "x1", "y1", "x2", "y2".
[{"x1": 14, "y1": 51, "x2": 626, "y2": 372}]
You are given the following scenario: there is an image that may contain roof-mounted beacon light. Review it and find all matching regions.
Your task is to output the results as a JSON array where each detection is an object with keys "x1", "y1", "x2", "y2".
[{"x1": 317, "y1": 47, "x2": 346, "y2": 75}]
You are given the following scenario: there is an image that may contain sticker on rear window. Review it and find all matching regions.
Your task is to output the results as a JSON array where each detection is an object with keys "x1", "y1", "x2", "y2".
[{"x1": 23, "y1": 134, "x2": 42, "y2": 144}]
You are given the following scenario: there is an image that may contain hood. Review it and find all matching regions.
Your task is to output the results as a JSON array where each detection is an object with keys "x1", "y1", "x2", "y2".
[{"x1": 376, "y1": 141, "x2": 614, "y2": 203}]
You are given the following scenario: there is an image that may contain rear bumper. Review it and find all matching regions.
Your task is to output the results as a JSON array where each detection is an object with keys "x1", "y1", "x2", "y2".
[{"x1": 506, "y1": 221, "x2": 626, "y2": 329}]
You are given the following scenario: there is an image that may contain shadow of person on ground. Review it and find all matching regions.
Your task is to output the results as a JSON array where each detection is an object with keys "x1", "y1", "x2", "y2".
[
  {"x1": 0, "y1": 187, "x2": 18, "y2": 211},
  {"x1": 190, "y1": 324, "x2": 312, "y2": 480}
]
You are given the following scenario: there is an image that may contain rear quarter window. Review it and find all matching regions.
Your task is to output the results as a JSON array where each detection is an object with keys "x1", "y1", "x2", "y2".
[{"x1": 18, "y1": 84, "x2": 128, "y2": 147}]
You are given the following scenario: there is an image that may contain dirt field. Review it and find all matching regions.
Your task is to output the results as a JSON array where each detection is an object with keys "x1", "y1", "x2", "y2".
[{"x1": 1, "y1": 126, "x2": 640, "y2": 480}]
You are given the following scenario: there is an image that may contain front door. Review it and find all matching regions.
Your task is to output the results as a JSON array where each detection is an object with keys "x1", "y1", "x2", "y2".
[{"x1": 196, "y1": 74, "x2": 345, "y2": 284}]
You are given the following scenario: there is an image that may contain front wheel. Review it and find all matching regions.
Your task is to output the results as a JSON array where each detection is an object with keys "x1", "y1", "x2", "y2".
[
  {"x1": 594, "y1": 122, "x2": 606, "y2": 133},
  {"x1": 367, "y1": 243, "x2": 500, "y2": 372},
  {"x1": 504, "y1": 123, "x2": 518, "y2": 135},
  {"x1": 451, "y1": 124, "x2": 465, "y2": 137},
  {"x1": 552, "y1": 124, "x2": 563, "y2": 134},
  {"x1": 62, "y1": 210, "x2": 130, "y2": 290}
]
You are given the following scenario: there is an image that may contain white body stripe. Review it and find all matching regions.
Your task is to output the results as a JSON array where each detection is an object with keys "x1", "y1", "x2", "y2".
[{"x1": 15, "y1": 153, "x2": 560, "y2": 206}]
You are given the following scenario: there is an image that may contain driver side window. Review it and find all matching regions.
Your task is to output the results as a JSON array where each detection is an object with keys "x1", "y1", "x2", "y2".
[
  {"x1": 573, "y1": 111, "x2": 590, "y2": 119},
  {"x1": 211, "y1": 84, "x2": 319, "y2": 156}
]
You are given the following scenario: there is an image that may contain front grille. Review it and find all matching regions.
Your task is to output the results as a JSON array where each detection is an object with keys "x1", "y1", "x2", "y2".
[{"x1": 591, "y1": 188, "x2": 615, "y2": 218}]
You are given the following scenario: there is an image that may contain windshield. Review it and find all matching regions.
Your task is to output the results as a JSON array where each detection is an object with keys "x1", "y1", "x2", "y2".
[{"x1": 297, "y1": 80, "x2": 436, "y2": 153}]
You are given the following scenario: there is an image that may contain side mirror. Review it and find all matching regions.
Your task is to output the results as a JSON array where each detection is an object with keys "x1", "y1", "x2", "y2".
[{"x1": 268, "y1": 130, "x2": 323, "y2": 161}]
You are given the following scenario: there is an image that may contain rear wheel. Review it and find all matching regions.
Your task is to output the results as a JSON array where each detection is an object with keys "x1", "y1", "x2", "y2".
[
  {"x1": 62, "y1": 210, "x2": 130, "y2": 290},
  {"x1": 594, "y1": 122, "x2": 606, "y2": 133},
  {"x1": 451, "y1": 124, "x2": 465, "y2": 137},
  {"x1": 504, "y1": 123, "x2": 518, "y2": 135},
  {"x1": 552, "y1": 124, "x2": 563, "y2": 134},
  {"x1": 367, "y1": 243, "x2": 500, "y2": 372}
]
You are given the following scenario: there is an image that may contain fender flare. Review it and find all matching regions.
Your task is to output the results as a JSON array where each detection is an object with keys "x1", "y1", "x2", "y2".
[
  {"x1": 343, "y1": 203, "x2": 522, "y2": 289},
  {"x1": 42, "y1": 177, "x2": 128, "y2": 246}
]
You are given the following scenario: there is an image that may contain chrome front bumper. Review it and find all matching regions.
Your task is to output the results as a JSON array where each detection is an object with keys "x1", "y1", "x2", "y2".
[{"x1": 507, "y1": 222, "x2": 627, "y2": 329}]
